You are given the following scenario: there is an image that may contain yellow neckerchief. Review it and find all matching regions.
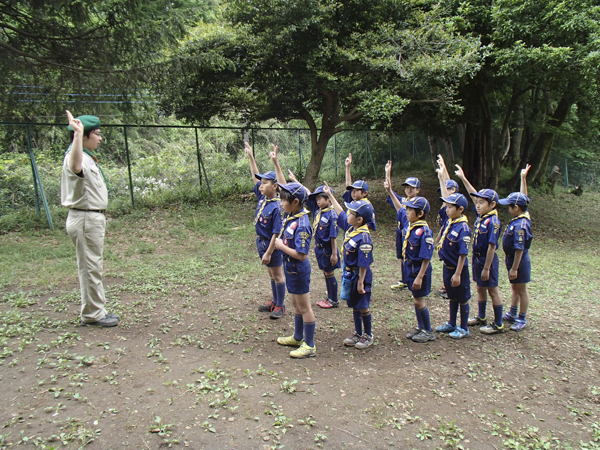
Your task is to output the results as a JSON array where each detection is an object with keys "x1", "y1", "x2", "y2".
[
  {"x1": 279, "y1": 208, "x2": 310, "y2": 237},
  {"x1": 507, "y1": 211, "x2": 531, "y2": 227},
  {"x1": 254, "y1": 195, "x2": 280, "y2": 225},
  {"x1": 344, "y1": 224, "x2": 370, "y2": 246},
  {"x1": 312, "y1": 205, "x2": 334, "y2": 235},
  {"x1": 402, "y1": 220, "x2": 428, "y2": 259},
  {"x1": 436, "y1": 215, "x2": 468, "y2": 251},
  {"x1": 474, "y1": 209, "x2": 498, "y2": 243}
]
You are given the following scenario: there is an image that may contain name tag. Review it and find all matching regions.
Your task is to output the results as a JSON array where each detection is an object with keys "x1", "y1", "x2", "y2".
[
  {"x1": 451, "y1": 231, "x2": 459, "y2": 237},
  {"x1": 348, "y1": 239, "x2": 358, "y2": 248},
  {"x1": 321, "y1": 217, "x2": 329, "y2": 224}
]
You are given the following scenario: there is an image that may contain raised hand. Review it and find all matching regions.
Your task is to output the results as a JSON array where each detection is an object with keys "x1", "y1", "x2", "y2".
[
  {"x1": 454, "y1": 164, "x2": 465, "y2": 179},
  {"x1": 244, "y1": 142, "x2": 253, "y2": 157},
  {"x1": 384, "y1": 179, "x2": 392, "y2": 193},
  {"x1": 66, "y1": 110, "x2": 83, "y2": 134},
  {"x1": 287, "y1": 169, "x2": 298, "y2": 183},
  {"x1": 345, "y1": 153, "x2": 352, "y2": 167},
  {"x1": 521, "y1": 164, "x2": 531, "y2": 178},
  {"x1": 269, "y1": 144, "x2": 279, "y2": 162},
  {"x1": 385, "y1": 160, "x2": 392, "y2": 177},
  {"x1": 322, "y1": 181, "x2": 332, "y2": 196}
]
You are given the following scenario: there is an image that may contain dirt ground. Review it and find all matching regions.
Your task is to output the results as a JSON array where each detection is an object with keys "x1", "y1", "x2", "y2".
[{"x1": 1, "y1": 189, "x2": 599, "y2": 449}]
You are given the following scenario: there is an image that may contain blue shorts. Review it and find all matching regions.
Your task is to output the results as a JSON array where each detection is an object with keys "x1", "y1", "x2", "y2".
[
  {"x1": 472, "y1": 254, "x2": 499, "y2": 288},
  {"x1": 340, "y1": 268, "x2": 371, "y2": 310},
  {"x1": 505, "y1": 252, "x2": 531, "y2": 284},
  {"x1": 284, "y1": 258, "x2": 311, "y2": 295},
  {"x1": 314, "y1": 245, "x2": 341, "y2": 272},
  {"x1": 403, "y1": 260, "x2": 432, "y2": 298},
  {"x1": 442, "y1": 264, "x2": 471, "y2": 303},
  {"x1": 395, "y1": 231, "x2": 403, "y2": 259},
  {"x1": 256, "y1": 237, "x2": 283, "y2": 268}
]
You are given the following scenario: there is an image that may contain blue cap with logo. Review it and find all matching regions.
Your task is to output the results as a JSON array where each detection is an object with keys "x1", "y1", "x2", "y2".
[
  {"x1": 344, "y1": 200, "x2": 375, "y2": 224},
  {"x1": 403, "y1": 196, "x2": 430, "y2": 214},
  {"x1": 498, "y1": 192, "x2": 530, "y2": 207},
  {"x1": 471, "y1": 188, "x2": 499, "y2": 203},
  {"x1": 401, "y1": 177, "x2": 421, "y2": 189},
  {"x1": 346, "y1": 180, "x2": 369, "y2": 192},
  {"x1": 280, "y1": 182, "x2": 309, "y2": 203},
  {"x1": 437, "y1": 179, "x2": 459, "y2": 191},
  {"x1": 255, "y1": 171, "x2": 278, "y2": 182},
  {"x1": 440, "y1": 193, "x2": 469, "y2": 209},
  {"x1": 309, "y1": 185, "x2": 333, "y2": 199}
]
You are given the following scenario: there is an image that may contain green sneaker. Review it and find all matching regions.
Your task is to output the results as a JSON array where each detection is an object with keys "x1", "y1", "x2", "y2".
[
  {"x1": 480, "y1": 323, "x2": 505, "y2": 335},
  {"x1": 277, "y1": 335, "x2": 304, "y2": 347},
  {"x1": 290, "y1": 342, "x2": 316, "y2": 358},
  {"x1": 390, "y1": 281, "x2": 408, "y2": 291}
]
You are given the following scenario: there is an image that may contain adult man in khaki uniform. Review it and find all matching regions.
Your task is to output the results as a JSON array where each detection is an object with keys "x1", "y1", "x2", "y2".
[{"x1": 62, "y1": 111, "x2": 119, "y2": 327}]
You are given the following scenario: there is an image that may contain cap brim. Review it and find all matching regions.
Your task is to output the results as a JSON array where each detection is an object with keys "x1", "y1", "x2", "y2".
[{"x1": 497, "y1": 198, "x2": 512, "y2": 205}]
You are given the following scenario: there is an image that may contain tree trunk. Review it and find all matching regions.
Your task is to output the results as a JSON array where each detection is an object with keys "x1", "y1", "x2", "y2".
[
  {"x1": 427, "y1": 133, "x2": 439, "y2": 169},
  {"x1": 304, "y1": 137, "x2": 330, "y2": 190},
  {"x1": 456, "y1": 124, "x2": 466, "y2": 156},
  {"x1": 441, "y1": 137, "x2": 454, "y2": 171},
  {"x1": 462, "y1": 123, "x2": 485, "y2": 189}
]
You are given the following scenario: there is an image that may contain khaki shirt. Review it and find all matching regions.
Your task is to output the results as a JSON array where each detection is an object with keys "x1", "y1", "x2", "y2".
[{"x1": 61, "y1": 149, "x2": 108, "y2": 210}]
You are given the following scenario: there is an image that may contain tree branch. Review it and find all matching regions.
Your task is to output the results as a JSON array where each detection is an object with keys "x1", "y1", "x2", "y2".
[{"x1": 0, "y1": 22, "x2": 105, "y2": 41}]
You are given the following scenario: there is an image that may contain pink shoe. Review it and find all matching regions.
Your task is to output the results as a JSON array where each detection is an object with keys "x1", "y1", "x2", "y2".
[{"x1": 317, "y1": 298, "x2": 339, "y2": 309}]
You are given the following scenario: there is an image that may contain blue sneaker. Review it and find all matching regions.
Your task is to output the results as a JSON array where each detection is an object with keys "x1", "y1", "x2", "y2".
[
  {"x1": 436, "y1": 322, "x2": 456, "y2": 333},
  {"x1": 502, "y1": 311, "x2": 517, "y2": 323},
  {"x1": 449, "y1": 327, "x2": 470, "y2": 339},
  {"x1": 510, "y1": 318, "x2": 527, "y2": 332}
]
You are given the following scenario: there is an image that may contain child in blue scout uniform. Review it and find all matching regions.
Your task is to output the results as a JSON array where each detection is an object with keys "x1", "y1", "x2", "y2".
[
  {"x1": 384, "y1": 160, "x2": 421, "y2": 291},
  {"x1": 343, "y1": 153, "x2": 377, "y2": 231},
  {"x1": 401, "y1": 197, "x2": 436, "y2": 343},
  {"x1": 499, "y1": 165, "x2": 533, "y2": 332},
  {"x1": 274, "y1": 182, "x2": 317, "y2": 358},
  {"x1": 435, "y1": 193, "x2": 472, "y2": 339},
  {"x1": 323, "y1": 182, "x2": 376, "y2": 350},
  {"x1": 308, "y1": 186, "x2": 342, "y2": 309},
  {"x1": 245, "y1": 143, "x2": 286, "y2": 319},
  {"x1": 434, "y1": 155, "x2": 459, "y2": 299},
  {"x1": 454, "y1": 164, "x2": 505, "y2": 334}
]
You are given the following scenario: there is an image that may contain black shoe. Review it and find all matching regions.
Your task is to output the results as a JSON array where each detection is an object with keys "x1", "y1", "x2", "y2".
[
  {"x1": 270, "y1": 306, "x2": 285, "y2": 319},
  {"x1": 258, "y1": 301, "x2": 275, "y2": 312},
  {"x1": 81, "y1": 315, "x2": 120, "y2": 327}
]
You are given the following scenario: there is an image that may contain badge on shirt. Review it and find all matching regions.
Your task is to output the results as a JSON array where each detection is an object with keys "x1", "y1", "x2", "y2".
[
  {"x1": 360, "y1": 244, "x2": 372, "y2": 254},
  {"x1": 348, "y1": 239, "x2": 358, "y2": 248},
  {"x1": 484, "y1": 218, "x2": 490, "y2": 225},
  {"x1": 416, "y1": 228, "x2": 423, "y2": 236},
  {"x1": 321, "y1": 217, "x2": 329, "y2": 224},
  {"x1": 425, "y1": 237, "x2": 434, "y2": 245},
  {"x1": 299, "y1": 231, "x2": 310, "y2": 247},
  {"x1": 451, "y1": 230, "x2": 459, "y2": 237}
]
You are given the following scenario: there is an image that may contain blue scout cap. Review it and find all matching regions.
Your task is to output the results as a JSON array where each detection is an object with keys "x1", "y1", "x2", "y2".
[
  {"x1": 440, "y1": 193, "x2": 469, "y2": 209},
  {"x1": 255, "y1": 171, "x2": 278, "y2": 182},
  {"x1": 401, "y1": 177, "x2": 421, "y2": 189},
  {"x1": 346, "y1": 180, "x2": 369, "y2": 191},
  {"x1": 67, "y1": 115, "x2": 101, "y2": 133},
  {"x1": 403, "y1": 196, "x2": 430, "y2": 214},
  {"x1": 437, "y1": 179, "x2": 459, "y2": 191},
  {"x1": 498, "y1": 192, "x2": 530, "y2": 207},
  {"x1": 344, "y1": 200, "x2": 375, "y2": 223},
  {"x1": 280, "y1": 182, "x2": 308, "y2": 203},
  {"x1": 471, "y1": 188, "x2": 499, "y2": 203},
  {"x1": 309, "y1": 185, "x2": 333, "y2": 199}
]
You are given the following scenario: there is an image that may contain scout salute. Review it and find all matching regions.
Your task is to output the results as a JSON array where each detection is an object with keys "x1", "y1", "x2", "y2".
[
  {"x1": 244, "y1": 143, "x2": 286, "y2": 319},
  {"x1": 343, "y1": 153, "x2": 376, "y2": 230},
  {"x1": 62, "y1": 111, "x2": 119, "y2": 327}
]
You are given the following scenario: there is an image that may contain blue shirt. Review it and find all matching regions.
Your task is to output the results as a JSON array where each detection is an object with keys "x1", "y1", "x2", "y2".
[
  {"x1": 473, "y1": 212, "x2": 502, "y2": 256},
  {"x1": 502, "y1": 215, "x2": 532, "y2": 258},
  {"x1": 338, "y1": 211, "x2": 374, "y2": 284},
  {"x1": 281, "y1": 211, "x2": 312, "y2": 259},
  {"x1": 438, "y1": 219, "x2": 471, "y2": 267},
  {"x1": 343, "y1": 190, "x2": 377, "y2": 231},
  {"x1": 253, "y1": 182, "x2": 283, "y2": 240},
  {"x1": 387, "y1": 194, "x2": 409, "y2": 245},
  {"x1": 437, "y1": 205, "x2": 449, "y2": 228},
  {"x1": 404, "y1": 224, "x2": 434, "y2": 263},
  {"x1": 307, "y1": 198, "x2": 339, "y2": 247}
]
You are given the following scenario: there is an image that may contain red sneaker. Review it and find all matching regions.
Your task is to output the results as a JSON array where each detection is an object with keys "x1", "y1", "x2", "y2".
[{"x1": 317, "y1": 298, "x2": 339, "y2": 309}]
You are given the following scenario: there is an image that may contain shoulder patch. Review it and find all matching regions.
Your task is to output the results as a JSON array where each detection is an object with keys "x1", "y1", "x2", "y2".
[
  {"x1": 425, "y1": 237, "x2": 434, "y2": 245},
  {"x1": 484, "y1": 218, "x2": 490, "y2": 225},
  {"x1": 463, "y1": 236, "x2": 471, "y2": 243},
  {"x1": 415, "y1": 228, "x2": 423, "y2": 236},
  {"x1": 360, "y1": 244, "x2": 373, "y2": 253}
]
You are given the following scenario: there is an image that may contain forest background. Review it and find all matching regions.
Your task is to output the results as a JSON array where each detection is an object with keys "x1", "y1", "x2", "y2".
[{"x1": 1, "y1": 0, "x2": 600, "y2": 228}]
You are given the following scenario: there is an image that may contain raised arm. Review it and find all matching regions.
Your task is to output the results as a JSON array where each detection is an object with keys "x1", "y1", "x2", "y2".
[
  {"x1": 384, "y1": 178, "x2": 402, "y2": 212},
  {"x1": 66, "y1": 110, "x2": 84, "y2": 174},
  {"x1": 287, "y1": 169, "x2": 310, "y2": 192},
  {"x1": 520, "y1": 164, "x2": 531, "y2": 196},
  {"x1": 245, "y1": 142, "x2": 260, "y2": 184},
  {"x1": 269, "y1": 145, "x2": 287, "y2": 186},
  {"x1": 454, "y1": 164, "x2": 477, "y2": 196},
  {"x1": 345, "y1": 153, "x2": 353, "y2": 187},
  {"x1": 437, "y1": 154, "x2": 450, "y2": 182},
  {"x1": 323, "y1": 181, "x2": 343, "y2": 215}
]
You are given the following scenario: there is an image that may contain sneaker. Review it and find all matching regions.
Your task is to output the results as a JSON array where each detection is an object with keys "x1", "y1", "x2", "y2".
[
  {"x1": 468, "y1": 316, "x2": 487, "y2": 326},
  {"x1": 290, "y1": 342, "x2": 316, "y2": 358},
  {"x1": 269, "y1": 306, "x2": 285, "y2": 319},
  {"x1": 503, "y1": 311, "x2": 517, "y2": 323},
  {"x1": 449, "y1": 327, "x2": 470, "y2": 339},
  {"x1": 277, "y1": 335, "x2": 304, "y2": 347},
  {"x1": 317, "y1": 298, "x2": 339, "y2": 309},
  {"x1": 412, "y1": 330, "x2": 435, "y2": 343},
  {"x1": 81, "y1": 315, "x2": 119, "y2": 327},
  {"x1": 258, "y1": 301, "x2": 275, "y2": 312},
  {"x1": 343, "y1": 332, "x2": 361, "y2": 346},
  {"x1": 481, "y1": 323, "x2": 505, "y2": 335},
  {"x1": 106, "y1": 312, "x2": 120, "y2": 320},
  {"x1": 406, "y1": 327, "x2": 421, "y2": 339},
  {"x1": 355, "y1": 334, "x2": 374, "y2": 349},
  {"x1": 436, "y1": 287, "x2": 449, "y2": 299},
  {"x1": 436, "y1": 322, "x2": 456, "y2": 333},
  {"x1": 390, "y1": 281, "x2": 408, "y2": 291},
  {"x1": 510, "y1": 318, "x2": 527, "y2": 332}
]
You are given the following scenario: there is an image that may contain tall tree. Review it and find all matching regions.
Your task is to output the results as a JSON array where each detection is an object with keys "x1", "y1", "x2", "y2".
[{"x1": 156, "y1": 0, "x2": 483, "y2": 189}]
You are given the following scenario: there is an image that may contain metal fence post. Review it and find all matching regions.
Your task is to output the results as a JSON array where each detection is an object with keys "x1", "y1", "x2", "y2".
[
  {"x1": 195, "y1": 127, "x2": 214, "y2": 200},
  {"x1": 565, "y1": 158, "x2": 569, "y2": 189},
  {"x1": 194, "y1": 128, "x2": 203, "y2": 186},
  {"x1": 123, "y1": 127, "x2": 135, "y2": 207},
  {"x1": 334, "y1": 134, "x2": 337, "y2": 178},
  {"x1": 26, "y1": 125, "x2": 54, "y2": 229},
  {"x1": 389, "y1": 130, "x2": 392, "y2": 162}
]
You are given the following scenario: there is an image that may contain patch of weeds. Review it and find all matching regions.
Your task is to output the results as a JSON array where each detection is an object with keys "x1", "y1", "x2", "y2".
[
  {"x1": 280, "y1": 379, "x2": 298, "y2": 394},
  {"x1": 437, "y1": 420, "x2": 465, "y2": 449},
  {"x1": 2, "y1": 291, "x2": 37, "y2": 308},
  {"x1": 314, "y1": 433, "x2": 327, "y2": 447},
  {"x1": 297, "y1": 415, "x2": 316, "y2": 428},
  {"x1": 150, "y1": 416, "x2": 173, "y2": 437},
  {"x1": 416, "y1": 424, "x2": 433, "y2": 441}
]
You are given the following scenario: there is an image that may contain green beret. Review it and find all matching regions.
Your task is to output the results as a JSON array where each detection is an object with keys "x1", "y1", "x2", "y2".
[{"x1": 67, "y1": 115, "x2": 101, "y2": 132}]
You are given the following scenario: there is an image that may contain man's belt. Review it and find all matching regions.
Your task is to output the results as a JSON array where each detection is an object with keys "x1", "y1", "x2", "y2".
[{"x1": 71, "y1": 208, "x2": 106, "y2": 213}]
